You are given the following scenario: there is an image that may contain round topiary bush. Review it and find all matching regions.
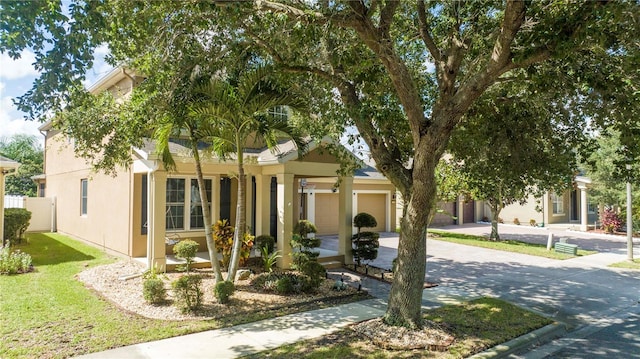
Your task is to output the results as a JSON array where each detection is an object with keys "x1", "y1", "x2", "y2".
[
  {"x1": 354, "y1": 212, "x2": 377, "y2": 229},
  {"x1": 214, "y1": 281, "x2": 235, "y2": 304},
  {"x1": 173, "y1": 239, "x2": 199, "y2": 272},
  {"x1": 143, "y1": 278, "x2": 167, "y2": 304}
]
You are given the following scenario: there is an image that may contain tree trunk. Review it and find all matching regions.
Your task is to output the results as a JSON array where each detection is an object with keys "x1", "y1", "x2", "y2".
[
  {"x1": 192, "y1": 142, "x2": 223, "y2": 281},
  {"x1": 490, "y1": 202, "x2": 502, "y2": 241},
  {"x1": 227, "y1": 145, "x2": 246, "y2": 282},
  {"x1": 384, "y1": 150, "x2": 437, "y2": 329}
]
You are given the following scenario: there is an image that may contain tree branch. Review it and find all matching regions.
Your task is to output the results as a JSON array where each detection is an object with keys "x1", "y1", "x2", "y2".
[{"x1": 417, "y1": 0, "x2": 441, "y2": 63}]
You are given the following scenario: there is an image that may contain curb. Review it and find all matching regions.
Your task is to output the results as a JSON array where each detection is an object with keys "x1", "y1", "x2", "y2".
[{"x1": 468, "y1": 322, "x2": 568, "y2": 359}]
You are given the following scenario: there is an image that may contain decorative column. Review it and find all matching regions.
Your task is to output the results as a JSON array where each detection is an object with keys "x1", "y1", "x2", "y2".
[
  {"x1": 338, "y1": 176, "x2": 354, "y2": 264},
  {"x1": 147, "y1": 169, "x2": 167, "y2": 271},
  {"x1": 579, "y1": 185, "x2": 588, "y2": 231},
  {"x1": 457, "y1": 196, "x2": 465, "y2": 225},
  {"x1": 276, "y1": 173, "x2": 294, "y2": 268},
  {"x1": 210, "y1": 174, "x2": 220, "y2": 225},
  {"x1": 254, "y1": 175, "x2": 271, "y2": 236}
]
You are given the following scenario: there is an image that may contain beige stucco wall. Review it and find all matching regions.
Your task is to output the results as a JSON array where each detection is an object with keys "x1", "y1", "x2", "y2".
[
  {"x1": 45, "y1": 132, "x2": 133, "y2": 256},
  {"x1": 496, "y1": 194, "x2": 544, "y2": 225}
]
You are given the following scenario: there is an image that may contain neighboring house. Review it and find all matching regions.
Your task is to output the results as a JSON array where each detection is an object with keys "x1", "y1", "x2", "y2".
[
  {"x1": 478, "y1": 176, "x2": 597, "y2": 230},
  {"x1": 1, "y1": 155, "x2": 21, "y2": 241},
  {"x1": 38, "y1": 68, "x2": 396, "y2": 270}
]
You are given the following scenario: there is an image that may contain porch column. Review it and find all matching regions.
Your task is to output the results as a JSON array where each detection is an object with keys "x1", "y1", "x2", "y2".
[
  {"x1": 338, "y1": 176, "x2": 354, "y2": 265},
  {"x1": 255, "y1": 175, "x2": 271, "y2": 236},
  {"x1": 147, "y1": 170, "x2": 167, "y2": 271},
  {"x1": 276, "y1": 173, "x2": 294, "y2": 268},
  {"x1": 579, "y1": 185, "x2": 588, "y2": 231},
  {"x1": 210, "y1": 174, "x2": 220, "y2": 224},
  {"x1": 542, "y1": 192, "x2": 551, "y2": 227}
]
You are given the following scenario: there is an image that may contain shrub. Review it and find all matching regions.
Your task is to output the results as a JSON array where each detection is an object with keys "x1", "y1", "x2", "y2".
[
  {"x1": 262, "y1": 248, "x2": 281, "y2": 273},
  {"x1": 143, "y1": 278, "x2": 167, "y2": 304},
  {"x1": 171, "y1": 274, "x2": 203, "y2": 313},
  {"x1": 353, "y1": 212, "x2": 377, "y2": 229},
  {"x1": 142, "y1": 265, "x2": 167, "y2": 304},
  {"x1": 213, "y1": 219, "x2": 234, "y2": 268},
  {"x1": 353, "y1": 212, "x2": 380, "y2": 266},
  {"x1": 239, "y1": 233, "x2": 255, "y2": 267},
  {"x1": 214, "y1": 281, "x2": 235, "y2": 304},
  {"x1": 173, "y1": 239, "x2": 199, "y2": 272},
  {"x1": 256, "y1": 235, "x2": 275, "y2": 254},
  {"x1": 513, "y1": 218, "x2": 520, "y2": 225},
  {"x1": 0, "y1": 245, "x2": 33, "y2": 275},
  {"x1": 529, "y1": 219, "x2": 537, "y2": 226},
  {"x1": 299, "y1": 260, "x2": 326, "y2": 289},
  {"x1": 3, "y1": 208, "x2": 31, "y2": 245},
  {"x1": 291, "y1": 220, "x2": 321, "y2": 274},
  {"x1": 602, "y1": 208, "x2": 623, "y2": 233},
  {"x1": 251, "y1": 272, "x2": 313, "y2": 295}
]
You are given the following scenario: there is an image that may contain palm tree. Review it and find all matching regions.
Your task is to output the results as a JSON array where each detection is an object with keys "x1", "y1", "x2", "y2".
[
  {"x1": 155, "y1": 69, "x2": 225, "y2": 282},
  {"x1": 190, "y1": 65, "x2": 307, "y2": 282}
]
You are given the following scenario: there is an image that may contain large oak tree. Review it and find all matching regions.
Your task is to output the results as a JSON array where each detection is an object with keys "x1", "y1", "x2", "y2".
[{"x1": 2, "y1": 0, "x2": 638, "y2": 329}]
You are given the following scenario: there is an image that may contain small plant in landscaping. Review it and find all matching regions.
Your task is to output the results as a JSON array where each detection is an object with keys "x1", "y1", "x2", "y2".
[
  {"x1": 262, "y1": 247, "x2": 281, "y2": 273},
  {"x1": 251, "y1": 272, "x2": 313, "y2": 295},
  {"x1": 513, "y1": 218, "x2": 520, "y2": 225},
  {"x1": 142, "y1": 265, "x2": 167, "y2": 304},
  {"x1": 602, "y1": 208, "x2": 622, "y2": 233},
  {"x1": 529, "y1": 219, "x2": 537, "y2": 226},
  {"x1": 213, "y1": 219, "x2": 235, "y2": 268},
  {"x1": 173, "y1": 239, "x2": 199, "y2": 272},
  {"x1": 171, "y1": 274, "x2": 203, "y2": 313},
  {"x1": 291, "y1": 220, "x2": 320, "y2": 269},
  {"x1": 214, "y1": 281, "x2": 235, "y2": 304},
  {"x1": 0, "y1": 245, "x2": 33, "y2": 275},
  {"x1": 256, "y1": 234, "x2": 275, "y2": 254}
]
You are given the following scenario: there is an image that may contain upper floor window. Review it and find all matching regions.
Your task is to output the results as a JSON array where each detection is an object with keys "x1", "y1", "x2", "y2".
[{"x1": 80, "y1": 179, "x2": 88, "y2": 215}]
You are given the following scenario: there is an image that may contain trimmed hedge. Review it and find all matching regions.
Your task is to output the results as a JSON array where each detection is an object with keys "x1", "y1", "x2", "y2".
[{"x1": 3, "y1": 208, "x2": 31, "y2": 245}]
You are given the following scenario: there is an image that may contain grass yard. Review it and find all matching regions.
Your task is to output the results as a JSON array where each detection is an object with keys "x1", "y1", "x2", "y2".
[
  {"x1": 608, "y1": 258, "x2": 640, "y2": 270},
  {"x1": 248, "y1": 297, "x2": 553, "y2": 358},
  {"x1": 0, "y1": 233, "x2": 364, "y2": 359},
  {"x1": 428, "y1": 229, "x2": 597, "y2": 259}
]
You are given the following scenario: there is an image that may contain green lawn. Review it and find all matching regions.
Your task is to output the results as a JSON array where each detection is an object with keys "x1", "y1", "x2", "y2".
[
  {"x1": 248, "y1": 297, "x2": 553, "y2": 358},
  {"x1": 428, "y1": 229, "x2": 597, "y2": 259},
  {"x1": 609, "y1": 258, "x2": 640, "y2": 270},
  {"x1": 0, "y1": 233, "x2": 366, "y2": 359}
]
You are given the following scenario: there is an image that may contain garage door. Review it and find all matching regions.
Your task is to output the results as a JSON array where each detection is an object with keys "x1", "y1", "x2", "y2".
[
  {"x1": 356, "y1": 193, "x2": 387, "y2": 232},
  {"x1": 314, "y1": 193, "x2": 339, "y2": 235}
]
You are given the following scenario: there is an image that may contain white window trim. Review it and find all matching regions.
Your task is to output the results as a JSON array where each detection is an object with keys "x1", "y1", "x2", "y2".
[
  {"x1": 551, "y1": 193, "x2": 564, "y2": 216},
  {"x1": 80, "y1": 179, "x2": 88, "y2": 216},
  {"x1": 166, "y1": 176, "x2": 214, "y2": 232}
]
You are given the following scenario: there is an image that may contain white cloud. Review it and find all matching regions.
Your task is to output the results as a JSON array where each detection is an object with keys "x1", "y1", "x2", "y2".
[
  {"x1": 0, "y1": 50, "x2": 39, "y2": 80},
  {"x1": 0, "y1": 91, "x2": 43, "y2": 141}
]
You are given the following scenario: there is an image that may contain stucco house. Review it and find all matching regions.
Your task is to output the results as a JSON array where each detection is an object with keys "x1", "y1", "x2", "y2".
[{"x1": 38, "y1": 68, "x2": 396, "y2": 270}]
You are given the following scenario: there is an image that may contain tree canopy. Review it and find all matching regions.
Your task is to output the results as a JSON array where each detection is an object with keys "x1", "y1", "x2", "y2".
[
  {"x1": 2, "y1": 0, "x2": 638, "y2": 329},
  {"x1": 0, "y1": 134, "x2": 43, "y2": 197}
]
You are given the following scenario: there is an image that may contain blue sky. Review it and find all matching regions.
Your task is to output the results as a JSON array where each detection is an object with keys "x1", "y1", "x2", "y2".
[{"x1": 0, "y1": 45, "x2": 113, "y2": 144}]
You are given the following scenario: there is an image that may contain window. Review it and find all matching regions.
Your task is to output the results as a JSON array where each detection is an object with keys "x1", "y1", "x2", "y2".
[
  {"x1": 166, "y1": 177, "x2": 213, "y2": 231},
  {"x1": 552, "y1": 193, "x2": 564, "y2": 215},
  {"x1": 588, "y1": 200, "x2": 598, "y2": 214},
  {"x1": 190, "y1": 179, "x2": 212, "y2": 229},
  {"x1": 80, "y1": 179, "x2": 88, "y2": 215},
  {"x1": 166, "y1": 178, "x2": 185, "y2": 230},
  {"x1": 39, "y1": 183, "x2": 45, "y2": 197},
  {"x1": 267, "y1": 106, "x2": 288, "y2": 121}
]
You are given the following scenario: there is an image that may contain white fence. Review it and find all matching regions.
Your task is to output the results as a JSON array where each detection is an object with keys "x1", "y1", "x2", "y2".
[
  {"x1": 4, "y1": 195, "x2": 25, "y2": 209},
  {"x1": 3, "y1": 195, "x2": 55, "y2": 232}
]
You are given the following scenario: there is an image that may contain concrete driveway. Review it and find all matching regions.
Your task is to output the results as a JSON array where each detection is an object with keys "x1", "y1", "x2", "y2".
[{"x1": 321, "y1": 223, "x2": 640, "y2": 358}]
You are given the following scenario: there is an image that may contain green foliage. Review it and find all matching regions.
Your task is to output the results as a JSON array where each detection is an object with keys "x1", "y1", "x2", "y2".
[
  {"x1": 255, "y1": 234, "x2": 275, "y2": 254},
  {"x1": 171, "y1": 274, "x2": 203, "y2": 313},
  {"x1": 142, "y1": 265, "x2": 167, "y2": 304},
  {"x1": 0, "y1": 134, "x2": 43, "y2": 196},
  {"x1": 352, "y1": 232, "x2": 380, "y2": 265},
  {"x1": 293, "y1": 220, "x2": 318, "y2": 239},
  {"x1": 173, "y1": 239, "x2": 199, "y2": 272},
  {"x1": 239, "y1": 233, "x2": 255, "y2": 267},
  {"x1": 3, "y1": 208, "x2": 31, "y2": 245},
  {"x1": 214, "y1": 281, "x2": 235, "y2": 304},
  {"x1": 261, "y1": 248, "x2": 281, "y2": 273},
  {"x1": 513, "y1": 218, "x2": 520, "y2": 225},
  {"x1": 298, "y1": 260, "x2": 326, "y2": 289},
  {"x1": 0, "y1": 245, "x2": 33, "y2": 275},
  {"x1": 353, "y1": 213, "x2": 377, "y2": 229},
  {"x1": 143, "y1": 278, "x2": 167, "y2": 304},
  {"x1": 213, "y1": 219, "x2": 234, "y2": 269},
  {"x1": 250, "y1": 272, "x2": 313, "y2": 295}
]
